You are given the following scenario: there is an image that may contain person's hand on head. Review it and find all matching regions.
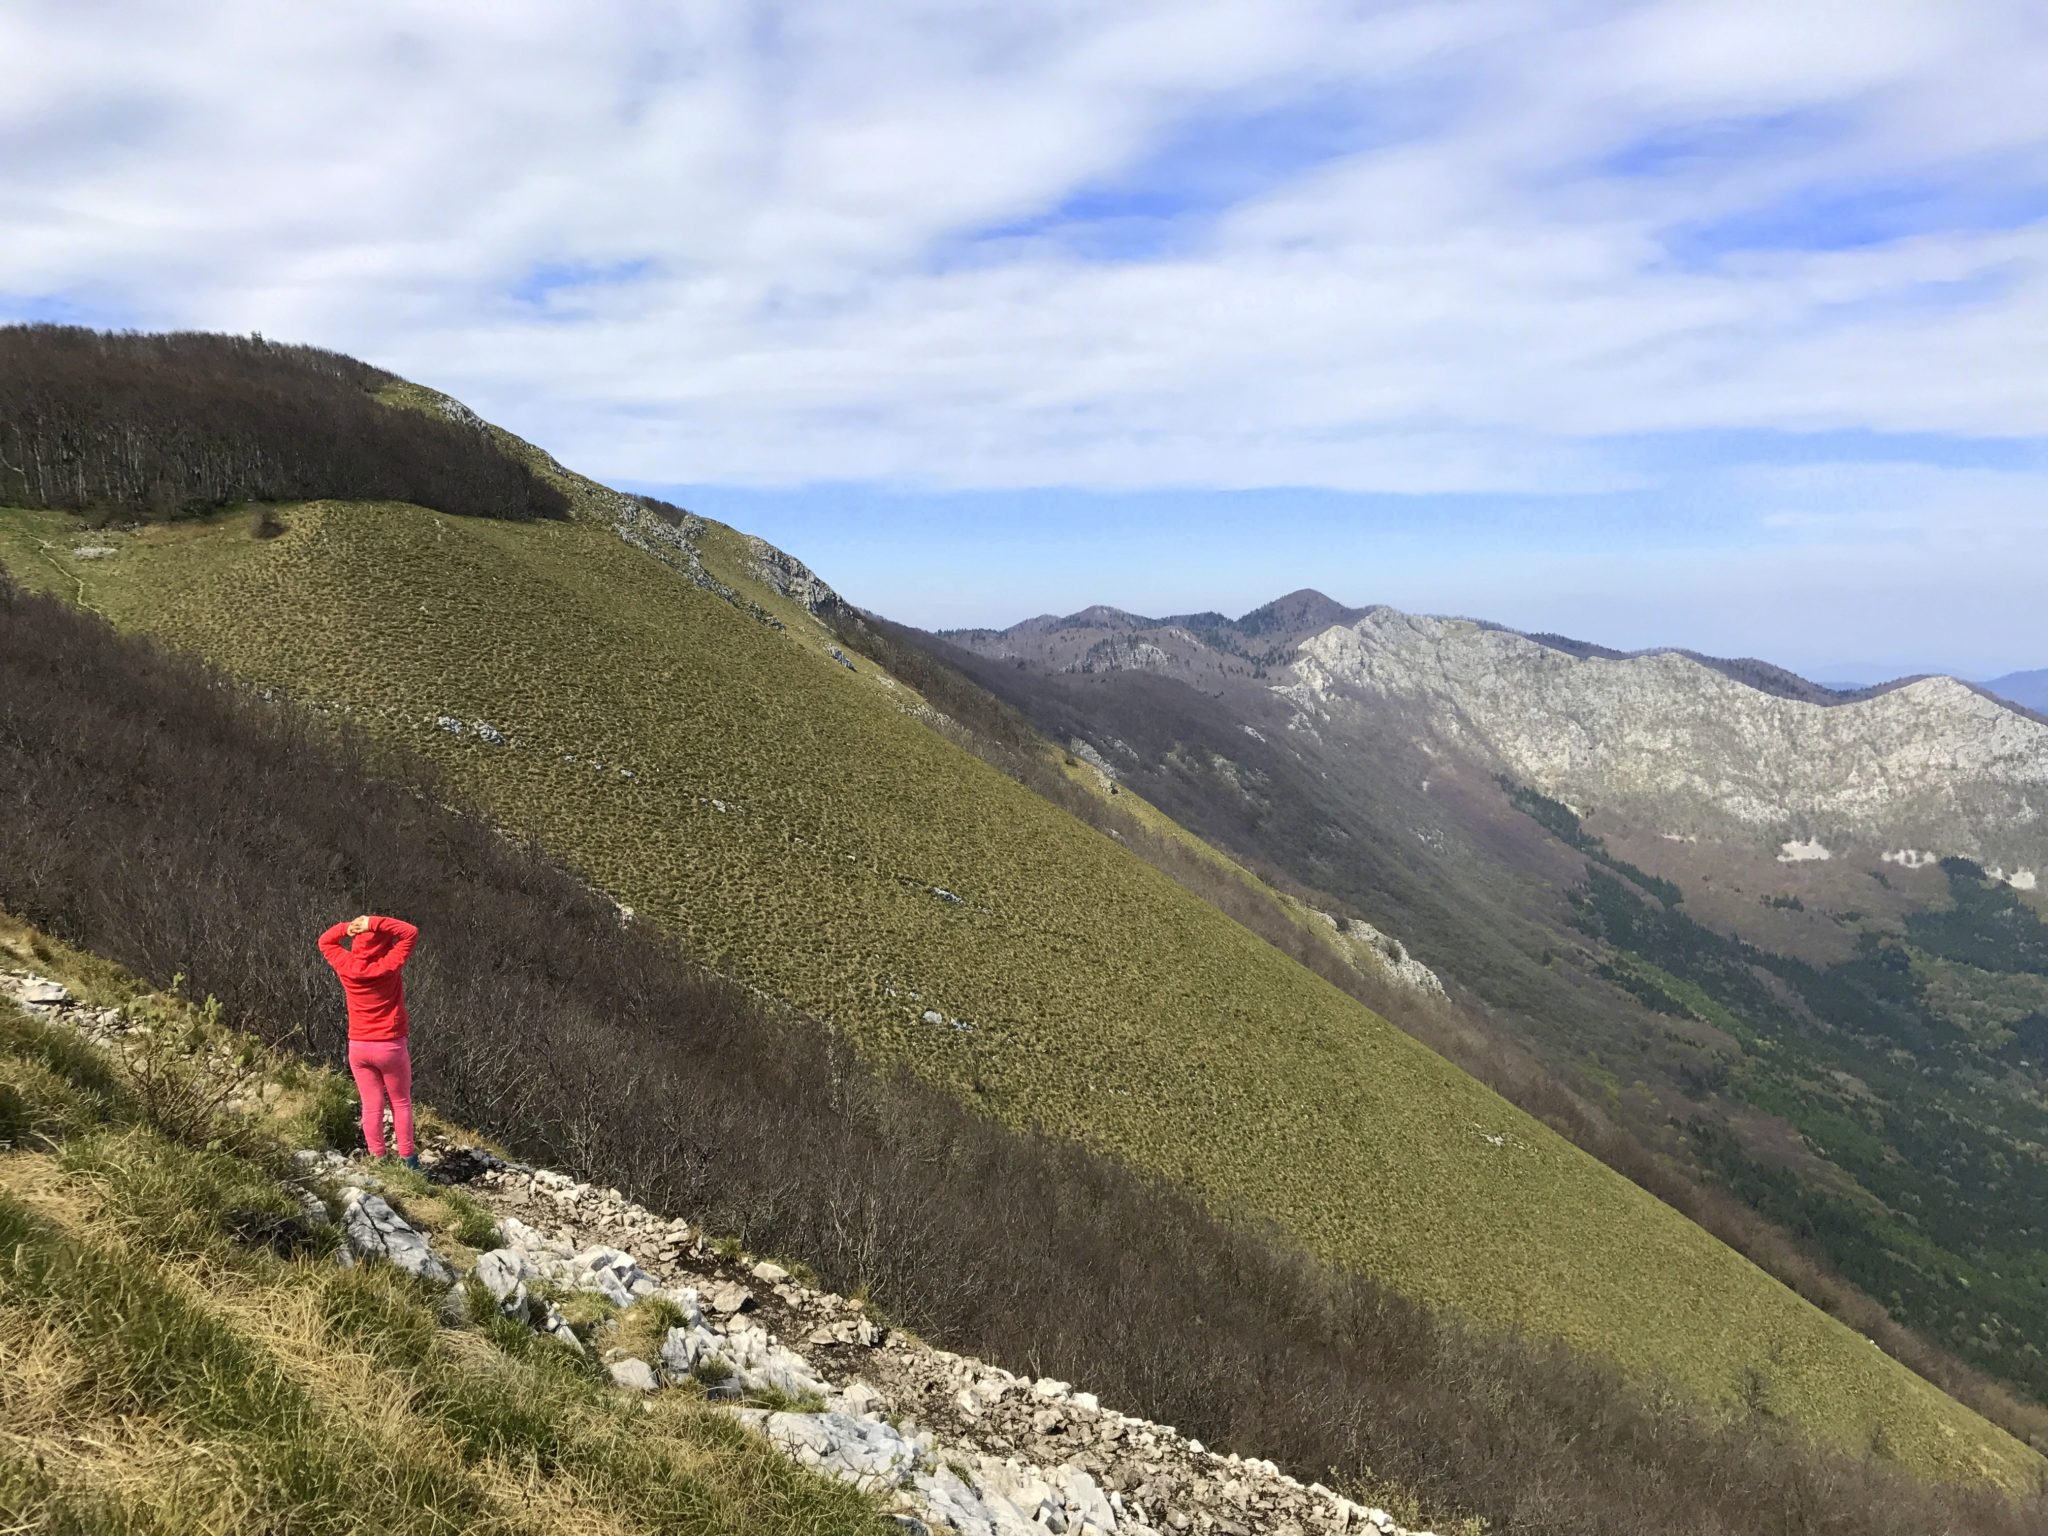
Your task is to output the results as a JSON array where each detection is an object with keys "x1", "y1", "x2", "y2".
[{"x1": 347, "y1": 915, "x2": 370, "y2": 937}]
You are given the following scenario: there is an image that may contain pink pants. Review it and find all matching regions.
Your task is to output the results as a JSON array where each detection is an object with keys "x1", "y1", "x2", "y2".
[{"x1": 347, "y1": 1039, "x2": 414, "y2": 1158}]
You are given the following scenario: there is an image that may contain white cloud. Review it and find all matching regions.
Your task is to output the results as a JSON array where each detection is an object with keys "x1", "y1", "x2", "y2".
[{"x1": 5, "y1": 0, "x2": 2048, "y2": 504}]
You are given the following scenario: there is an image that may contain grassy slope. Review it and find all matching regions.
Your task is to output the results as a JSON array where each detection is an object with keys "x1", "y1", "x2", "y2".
[
  {"x1": 0, "y1": 492, "x2": 2034, "y2": 1487},
  {"x1": 0, "y1": 923, "x2": 887, "y2": 1536}
]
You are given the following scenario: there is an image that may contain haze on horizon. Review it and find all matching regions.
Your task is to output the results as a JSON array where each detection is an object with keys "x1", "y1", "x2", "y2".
[{"x1": 4, "y1": 0, "x2": 2044, "y2": 679}]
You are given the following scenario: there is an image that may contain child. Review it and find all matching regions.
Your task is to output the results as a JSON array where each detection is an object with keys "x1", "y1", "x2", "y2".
[{"x1": 317, "y1": 913, "x2": 421, "y2": 1167}]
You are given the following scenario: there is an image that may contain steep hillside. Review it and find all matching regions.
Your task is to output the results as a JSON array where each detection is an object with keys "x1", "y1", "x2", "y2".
[
  {"x1": 2, "y1": 375, "x2": 2040, "y2": 1488},
  {"x1": 20, "y1": 585, "x2": 2048, "y2": 1534},
  {"x1": 3, "y1": 932, "x2": 1481, "y2": 1536},
  {"x1": 14, "y1": 912, "x2": 2044, "y2": 1536},
  {"x1": 0, "y1": 324, "x2": 566, "y2": 521}
]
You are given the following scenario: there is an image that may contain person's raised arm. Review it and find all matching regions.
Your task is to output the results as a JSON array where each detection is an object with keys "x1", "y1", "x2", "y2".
[
  {"x1": 354, "y1": 915, "x2": 419, "y2": 978},
  {"x1": 318, "y1": 921, "x2": 354, "y2": 974}
]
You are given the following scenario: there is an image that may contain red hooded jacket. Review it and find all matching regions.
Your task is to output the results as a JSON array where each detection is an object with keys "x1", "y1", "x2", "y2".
[{"x1": 318, "y1": 915, "x2": 419, "y2": 1042}]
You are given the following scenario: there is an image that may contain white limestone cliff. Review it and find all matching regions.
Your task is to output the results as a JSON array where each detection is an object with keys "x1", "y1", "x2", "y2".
[{"x1": 1282, "y1": 610, "x2": 2048, "y2": 867}]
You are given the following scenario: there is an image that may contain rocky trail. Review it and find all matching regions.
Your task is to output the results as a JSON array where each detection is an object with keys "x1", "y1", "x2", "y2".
[{"x1": 4, "y1": 969, "x2": 1437, "y2": 1536}]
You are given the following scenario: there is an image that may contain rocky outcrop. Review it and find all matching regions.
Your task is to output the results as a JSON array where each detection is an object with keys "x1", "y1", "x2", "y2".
[
  {"x1": 413, "y1": 1143, "x2": 1442, "y2": 1536},
  {"x1": 7, "y1": 975, "x2": 72, "y2": 1008},
  {"x1": 745, "y1": 535, "x2": 848, "y2": 620},
  {"x1": 1068, "y1": 739, "x2": 1121, "y2": 785},
  {"x1": 1284, "y1": 610, "x2": 2048, "y2": 868},
  {"x1": 1313, "y1": 912, "x2": 1445, "y2": 999},
  {"x1": 337, "y1": 1187, "x2": 455, "y2": 1285}
]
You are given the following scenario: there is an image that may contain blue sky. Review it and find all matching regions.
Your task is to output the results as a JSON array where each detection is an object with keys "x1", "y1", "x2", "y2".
[
  {"x1": 4, "y1": 1, "x2": 2046, "y2": 678},
  {"x1": 635, "y1": 478, "x2": 2035, "y2": 680}
]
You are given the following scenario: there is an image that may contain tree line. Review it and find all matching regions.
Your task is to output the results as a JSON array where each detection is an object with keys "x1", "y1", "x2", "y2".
[{"x1": 0, "y1": 325, "x2": 566, "y2": 521}]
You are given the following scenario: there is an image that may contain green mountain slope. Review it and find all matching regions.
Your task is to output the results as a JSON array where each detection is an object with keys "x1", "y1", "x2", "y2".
[{"x1": 0, "y1": 417, "x2": 2037, "y2": 1488}]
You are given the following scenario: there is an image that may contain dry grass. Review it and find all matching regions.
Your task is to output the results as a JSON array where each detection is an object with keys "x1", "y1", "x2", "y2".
[
  {"x1": 0, "y1": 1292, "x2": 101, "y2": 1440},
  {"x1": 0, "y1": 1413, "x2": 265, "y2": 1536},
  {"x1": 213, "y1": 1273, "x2": 468, "y2": 1465},
  {"x1": 0, "y1": 1147, "x2": 102, "y2": 1224}
]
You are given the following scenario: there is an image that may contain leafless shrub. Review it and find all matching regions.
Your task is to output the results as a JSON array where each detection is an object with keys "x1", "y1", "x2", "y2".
[{"x1": 104, "y1": 988, "x2": 267, "y2": 1150}]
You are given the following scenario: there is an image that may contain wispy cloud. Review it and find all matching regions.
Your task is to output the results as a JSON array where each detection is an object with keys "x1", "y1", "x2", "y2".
[
  {"x1": 8, "y1": 1, "x2": 2048, "y2": 486},
  {"x1": 2, "y1": 0, "x2": 2045, "y2": 661}
]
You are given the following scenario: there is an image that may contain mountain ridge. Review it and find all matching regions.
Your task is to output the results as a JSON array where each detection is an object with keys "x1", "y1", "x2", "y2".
[
  {"x1": 953, "y1": 591, "x2": 2023, "y2": 713},
  {"x1": 1287, "y1": 608, "x2": 2048, "y2": 874},
  {"x1": 947, "y1": 595, "x2": 2048, "y2": 873}
]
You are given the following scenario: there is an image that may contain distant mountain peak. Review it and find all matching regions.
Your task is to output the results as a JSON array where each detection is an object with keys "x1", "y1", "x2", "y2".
[
  {"x1": 1282, "y1": 610, "x2": 2048, "y2": 866},
  {"x1": 1055, "y1": 604, "x2": 1152, "y2": 632},
  {"x1": 1236, "y1": 588, "x2": 1361, "y2": 638}
]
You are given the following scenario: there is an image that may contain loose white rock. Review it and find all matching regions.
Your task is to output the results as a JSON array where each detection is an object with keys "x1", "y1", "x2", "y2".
[
  {"x1": 338, "y1": 1189, "x2": 455, "y2": 1286},
  {"x1": 473, "y1": 1248, "x2": 531, "y2": 1317},
  {"x1": 607, "y1": 1355, "x2": 659, "y2": 1392}
]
